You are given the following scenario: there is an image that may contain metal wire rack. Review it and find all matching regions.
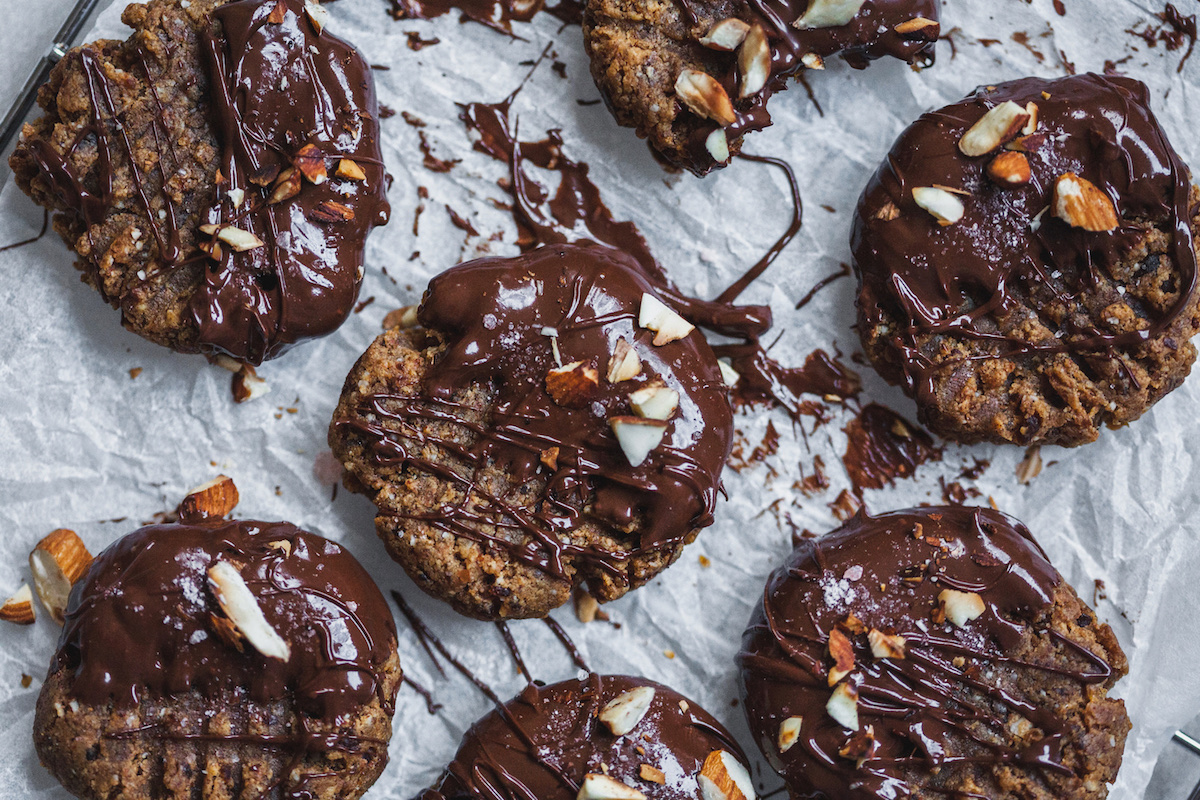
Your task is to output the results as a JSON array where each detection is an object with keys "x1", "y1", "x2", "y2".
[{"x1": 2, "y1": 0, "x2": 1200, "y2": 797}]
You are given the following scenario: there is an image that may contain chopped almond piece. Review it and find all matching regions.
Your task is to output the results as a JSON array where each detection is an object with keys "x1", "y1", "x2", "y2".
[
  {"x1": 30, "y1": 529, "x2": 93, "y2": 625},
  {"x1": 698, "y1": 750, "x2": 756, "y2": 800},
  {"x1": 1053, "y1": 173, "x2": 1119, "y2": 232},
  {"x1": 674, "y1": 70, "x2": 736, "y2": 127},
  {"x1": 178, "y1": 475, "x2": 240, "y2": 522},
  {"x1": 546, "y1": 361, "x2": 600, "y2": 407},
  {"x1": 0, "y1": 584, "x2": 35, "y2": 625},
  {"x1": 827, "y1": 627, "x2": 855, "y2": 686},
  {"x1": 607, "y1": 338, "x2": 642, "y2": 383},
  {"x1": 294, "y1": 143, "x2": 328, "y2": 184},
  {"x1": 336, "y1": 158, "x2": 367, "y2": 181}
]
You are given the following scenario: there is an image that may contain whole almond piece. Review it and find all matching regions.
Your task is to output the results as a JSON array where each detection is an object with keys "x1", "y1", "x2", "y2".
[
  {"x1": 894, "y1": 16, "x2": 938, "y2": 34},
  {"x1": 794, "y1": 0, "x2": 866, "y2": 29},
  {"x1": 29, "y1": 530, "x2": 93, "y2": 625},
  {"x1": 546, "y1": 361, "x2": 600, "y2": 407},
  {"x1": 0, "y1": 584, "x2": 36, "y2": 625},
  {"x1": 912, "y1": 187, "x2": 965, "y2": 226},
  {"x1": 1053, "y1": 173, "x2": 1119, "y2": 232},
  {"x1": 607, "y1": 338, "x2": 642, "y2": 383},
  {"x1": 178, "y1": 475, "x2": 240, "y2": 522},
  {"x1": 699, "y1": 18, "x2": 750, "y2": 51},
  {"x1": 598, "y1": 685, "x2": 655, "y2": 736},
  {"x1": 674, "y1": 70, "x2": 736, "y2": 127},
  {"x1": 987, "y1": 151, "x2": 1031, "y2": 188},
  {"x1": 737, "y1": 25, "x2": 770, "y2": 99},
  {"x1": 958, "y1": 101, "x2": 1031, "y2": 157},
  {"x1": 207, "y1": 561, "x2": 291, "y2": 661},
  {"x1": 698, "y1": 750, "x2": 756, "y2": 800}
]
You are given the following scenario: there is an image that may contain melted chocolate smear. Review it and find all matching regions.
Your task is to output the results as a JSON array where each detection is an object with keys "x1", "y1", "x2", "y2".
[
  {"x1": 842, "y1": 403, "x2": 941, "y2": 494},
  {"x1": 738, "y1": 507, "x2": 1119, "y2": 799},
  {"x1": 390, "y1": 0, "x2": 582, "y2": 36},
  {"x1": 1128, "y1": 3, "x2": 1198, "y2": 72},
  {"x1": 0, "y1": 209, "x2": 50, "y2": 254}
]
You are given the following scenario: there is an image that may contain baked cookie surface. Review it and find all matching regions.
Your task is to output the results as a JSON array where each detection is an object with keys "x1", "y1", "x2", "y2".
[
  {"x1": 329, "y1": 243, "x2": 734, "y2": 620},
  {"x1": 737, "y1": 506, "x2": 1131, "y2": 800},
  {"x1": 10, "y1": 0, "x2": 389, "y2": 364},
  {"x1": 34, "y1": 519, "x2": 401, "y2": 800},
  {"x1": 583, "y1": 0, "x2": 938, "y2": 175},
  {"x1": 420, "y1": 674, "x2": 754, "y2": 800},
  {"x1": 852, "y1": 73, "x2": 1200, "y2": 446}
]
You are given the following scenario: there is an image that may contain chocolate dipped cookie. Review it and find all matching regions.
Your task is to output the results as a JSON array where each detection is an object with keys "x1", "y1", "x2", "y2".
[
  {"x1": 34, "y1": 519, "x2": 401, "y2": 800},
  {"x1": 419, "y1": 674, "x2": 756, "y2": 800},
  {"x1": 329, "y1": 243, "x2": 734, "y2": 620},
  {"x1": 10, "y1": 0, "x2": 390, "y2": 365},
  {"x1": 852, "y1": 73, "x2": 1200, "y2": 446},
  {"x1": 583, "y1": 0, "x2": 938, "y2": 175},
  {"x1": 737, "y1": 506, "x2": 1130, "y2": 800}
]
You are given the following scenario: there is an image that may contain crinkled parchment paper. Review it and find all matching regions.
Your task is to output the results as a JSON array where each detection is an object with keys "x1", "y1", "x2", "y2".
[{"x1": 1, "y1": 0, "x2": 1199, "y2": 797}]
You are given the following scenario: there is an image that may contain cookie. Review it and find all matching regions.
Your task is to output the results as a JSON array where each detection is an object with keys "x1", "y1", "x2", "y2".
[
  {"x1": 737, "y1": 506, "x2": 1131, "y2": 800},
  {"x1": 852, "y1": 73, "x2": 1200, "y2": 446},
  {"x1": 34, "y1": 519, "x2": 401, "y2": 800},
  {"x1": 419, "y1": 674, "x2": 755, "y2": 800},
  {"x1": 583, "y1": 0, "x2": 938, "y2": 175},
  {"x1": 10, "y1": 0, "x2": 390, "y2": 365},
  {"x1": 329, "y1": 243, "x2": 734, "y2": 620}
]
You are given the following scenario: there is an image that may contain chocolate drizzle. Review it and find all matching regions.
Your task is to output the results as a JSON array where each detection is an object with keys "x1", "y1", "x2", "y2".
[
  {"x1": 679, "y1": 0, "x2": 940, "y2": 174},
  {"x1": 390, "y1": 0, "x2": 582, "y2": 34},
  {"x1": 20, "y1": 0, "x2": 388, "y2": 365},
  {"x1": 420, "y1": 674, "x2": 747, "y2": 800},
  {"x1": 852, "y1": 74, "x2": 1199, "y2": 409},
  {"x1": 56, "y1": 519, "x2": 398, "y2": 726},
  {"x1": 340, "y1": 244, "x2": 733, "y2": 582},
  {"x1": 737, "y1": 506, "x2": 1125, "y2": 799},
  {"x1": 459, "y1": 90, "x2": 857, "y2": 419},
  {"x1": 196, "y1": 0, "x2": 390, "y2": 363}
]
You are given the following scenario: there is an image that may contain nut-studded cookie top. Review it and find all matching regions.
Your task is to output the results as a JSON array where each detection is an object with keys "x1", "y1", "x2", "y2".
[
  {"x1": 336, "y1": 244, "x2": 734, "y2": 589},
  {"x1": 851, "y1": 74, "x2": 1199, "y2": 445},
  {"x1": 584, "y1": 0, "x2": 939, "y2": 175},
  {"x1": 737, "y1": 506, "x2": 1130, "y2": 800},
  {"x1": 419, "y1": 675, "x2": 753, "y2": 800},
  {"x1": 16, "y1": 0, "x2": 389, "y2": 364},
  {"x1": 54, "y1": 519, "x2": 398, "y2": 725}
]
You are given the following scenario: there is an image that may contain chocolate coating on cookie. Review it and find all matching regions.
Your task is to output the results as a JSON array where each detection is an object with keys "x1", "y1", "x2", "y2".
[
  {"x1": 852, "y1": 74, "x2": 1200, "y2": 446},
  {"x1": 12, "y1": 0, "x2": 388, "y2": 364},
  {"x1": 583, "y1": 0, "x2": 938, "y2": 174},
  {"x1": 420, "y1": 674, "x2": 749, "y2": 800},
  {"x1": 331, "y1": 243, "x2": 733, "y2": 619},
  {"x1": 56, "y1": 519, "x2": 397, "y2": 720},
  {"x1": 738, "y1": 506, "x2": 1130, "y2": 800}
]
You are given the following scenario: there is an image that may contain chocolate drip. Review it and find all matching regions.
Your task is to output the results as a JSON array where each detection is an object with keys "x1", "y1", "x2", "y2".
[
  {"x1": 0, "y1": 209, "x2": 50, "y2": 254},
  {"x1": 852, "y1": 74, "x2": 1198, "y2": 406},
  {"x1": 340, "y1": 244, "x2": 733, "y2": 580},
  {"x1": 420, "y1": 674, "x2": 747, "y2": 800},
  {"x1": 737, "y1": 507, "x2": 1121, "y2": 799},
  {"x1": 680, "y1": 0, "x2": 940, "y2": 174},
  {"x1": 56, "y1": 520, "x2": 398, "y2": 726},
  {"x1": 196, "y1": 0, "x2": 390, "y2": 363}
]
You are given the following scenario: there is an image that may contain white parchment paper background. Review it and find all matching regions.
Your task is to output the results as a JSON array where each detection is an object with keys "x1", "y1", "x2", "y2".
[{"x1": 1, "y1": 0, "x2": 1199, "y2": 797}]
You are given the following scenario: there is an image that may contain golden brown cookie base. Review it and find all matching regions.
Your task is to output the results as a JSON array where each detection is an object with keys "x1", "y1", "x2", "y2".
[
  {"x1": 859, "y1": 196, "x2": 1200, "y2": 447},
  {"x1": 33, "y1": 650, "x2": 401, "y2": 800},
  {"x1": 329, "y1": 326, "x2": 696, "y2": 620}
]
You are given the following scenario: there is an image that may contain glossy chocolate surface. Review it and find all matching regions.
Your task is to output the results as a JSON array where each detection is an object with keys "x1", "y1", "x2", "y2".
[
  {"x1": 737, "y1": 506, "x2": 1119, "y2": 799},
  {"x1": 55, "y1": 519, "x2": 397, "y2": 723},
  {"x1": 851, "y1": 73, "x2": 1197, "y2": 403},
  {"x1": 24, "y1": 0, "x2": 389, "y2": 364},
  {"x1": 339, "y1": 243, "x2": 733, "y2": 582},
  {"x1": 196, "y1": 0, "x2": 390, "y2": 363},
  {"x1": 420, "y1": 674, "x2": 746, "y2": 800}
]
